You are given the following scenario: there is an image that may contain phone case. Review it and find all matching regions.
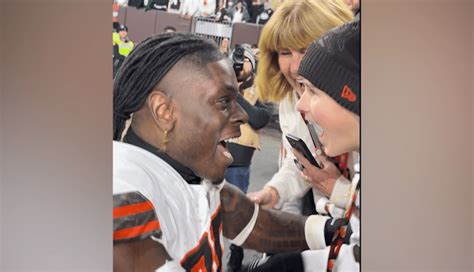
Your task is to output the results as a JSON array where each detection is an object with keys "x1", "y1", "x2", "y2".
[{"x1": 285, "y1": 134, "x2": 321, "y2": 168}]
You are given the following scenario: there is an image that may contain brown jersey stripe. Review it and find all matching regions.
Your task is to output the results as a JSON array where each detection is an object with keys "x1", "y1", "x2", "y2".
[
  {"x1": 113, "y1": 229, "x2": 163, "y2": 244},
  {"x1": 114, "y1": 219, "x2": 161, "y2": 241},
  {"x1": 113, "y1": 200, "x2": 154, "y2": 219},
  {"x1": 114, "y1": 209, "x2": 158, "y2": 231},
  {"x1": 114, "y1": 191, "x2": 150, "y2": 208}
]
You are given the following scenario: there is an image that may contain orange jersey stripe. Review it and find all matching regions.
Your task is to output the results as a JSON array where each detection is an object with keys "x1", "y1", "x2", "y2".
[
  {"x1": 113, "y1": 201, "x2": 154, "y2": 219},
  {"x1": 114, "y1": 220, "x2": 161, "y2": 240}
]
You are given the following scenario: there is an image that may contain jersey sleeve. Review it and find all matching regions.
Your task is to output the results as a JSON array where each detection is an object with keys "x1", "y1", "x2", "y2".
[{"x1": 113, "y1": 191, "x2": 162, "y2": 243}]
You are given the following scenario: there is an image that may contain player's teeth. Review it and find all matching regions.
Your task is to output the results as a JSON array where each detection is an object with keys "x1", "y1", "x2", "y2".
[{"x1": 224, "y1": 137, "x2": 239, "y2": 143}]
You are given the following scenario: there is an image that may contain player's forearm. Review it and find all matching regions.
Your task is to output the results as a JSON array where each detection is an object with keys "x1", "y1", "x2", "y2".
[
  {"x1": 221, "y1": 183, "x2": 257, "y2": 239},
  {"x1": 242, "y1": 207, "x2": 309, "y2": 253},
  {"x1": 221, "y1": 183, "x2": 309, "y2": 253}
]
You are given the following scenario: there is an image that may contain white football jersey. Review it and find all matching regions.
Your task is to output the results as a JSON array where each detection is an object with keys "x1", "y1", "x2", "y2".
[{"x1": 113, "y1": 141, "x2": 224, "y2": 271}]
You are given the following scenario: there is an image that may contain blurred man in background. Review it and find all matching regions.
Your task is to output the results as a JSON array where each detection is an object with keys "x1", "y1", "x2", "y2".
[{"x1": 225, "y1": 44, "x2": 272, "y2": 271}]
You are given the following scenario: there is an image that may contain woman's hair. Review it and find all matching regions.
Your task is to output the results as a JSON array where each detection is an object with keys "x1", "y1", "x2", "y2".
[
  {"x1": 113, "y1": 32, "x2": 223, "y2": 140},
  {"x1": 256, "y1": 0, "x2": 353, "y2": 102}
]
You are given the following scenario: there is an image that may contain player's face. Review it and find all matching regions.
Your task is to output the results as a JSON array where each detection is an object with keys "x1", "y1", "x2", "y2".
[
  {"x1": 170, "y1": 59, "x2": 248, "y2": 184},
  {"x1": 296, "y1": 78, "x2": 359, "y2": 156}
]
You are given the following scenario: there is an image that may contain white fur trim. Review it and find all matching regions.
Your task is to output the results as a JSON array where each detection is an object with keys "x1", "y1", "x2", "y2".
[
  {"x1": 315, "y1": 197, "x2": 330, "y2": 215},
  {"x1": 330, "y1": 175, "x2": 352, "y2": 209},
  {"x1": 305, "y1": 215, "x2": 330, "y2": 250}
]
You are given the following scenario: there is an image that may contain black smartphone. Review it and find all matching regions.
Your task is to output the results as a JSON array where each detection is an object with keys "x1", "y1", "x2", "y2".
[
  {"x1": 306, "y1": 123, "x2": 323, "y2": 150},
  {"x1": 306, "y1": 123, "x2": 338, "y2": 166},
  {"x1": 285, "y1": 133, "x2": 321, "y2": 169}
]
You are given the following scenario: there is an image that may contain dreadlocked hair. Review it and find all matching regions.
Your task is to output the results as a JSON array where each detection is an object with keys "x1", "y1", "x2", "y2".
[{"x1": 113, "y1": 32, "x2": 224, "y2": 140}]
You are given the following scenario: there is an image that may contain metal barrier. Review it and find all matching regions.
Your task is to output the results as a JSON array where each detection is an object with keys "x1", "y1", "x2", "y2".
[
  {"x1": 191, "y1": 16, "x2": 233, "y2": 47},
  {"x1": 118, "y1": 7, "x2": 262, "y2": 46}
]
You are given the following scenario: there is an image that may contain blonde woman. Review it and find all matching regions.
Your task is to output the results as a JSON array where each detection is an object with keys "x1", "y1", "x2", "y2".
[{"x1": 249, "y1": 0, "x2": 353, "y2": 216}]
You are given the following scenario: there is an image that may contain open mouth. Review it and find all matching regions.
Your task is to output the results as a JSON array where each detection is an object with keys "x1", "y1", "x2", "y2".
[
  {"x1": 217, "y1": 135, "x2": 241, "y2": 162},
  {"x1": 219, "y1": 140, "x2": 226, "y2": 148}
]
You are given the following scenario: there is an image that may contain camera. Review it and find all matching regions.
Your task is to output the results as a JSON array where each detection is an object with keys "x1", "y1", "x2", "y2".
[{"x1": 230, "y1": 45, "x2": 245, "y2": 77}]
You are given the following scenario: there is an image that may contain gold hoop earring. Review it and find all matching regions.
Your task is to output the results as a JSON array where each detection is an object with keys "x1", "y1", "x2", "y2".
[{"x1": 162, "y1": 130, "x2": 170, "y2": 152}]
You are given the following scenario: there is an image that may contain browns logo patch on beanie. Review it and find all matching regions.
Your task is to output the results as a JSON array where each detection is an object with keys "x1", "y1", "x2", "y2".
[{"x1": 298, "y1": 15, "x2": 360, "y2": 116}]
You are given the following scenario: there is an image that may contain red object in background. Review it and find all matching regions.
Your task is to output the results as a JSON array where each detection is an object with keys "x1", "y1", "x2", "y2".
[
  {"x1": 333, "y1": 153, "x2": 350, "y2": 179},
  {"x1": 113, "y1": 2, "x2": 119, "y2": 23}
]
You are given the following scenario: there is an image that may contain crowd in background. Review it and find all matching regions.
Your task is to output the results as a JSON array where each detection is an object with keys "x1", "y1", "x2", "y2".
[{"x1": 114, "y1": 0, "x2": 276, "y2": 24}]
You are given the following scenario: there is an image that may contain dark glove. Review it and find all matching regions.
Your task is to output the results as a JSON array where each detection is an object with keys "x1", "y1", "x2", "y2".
[{"x1": 241, "y1": 252, "x2": 304, "y2": 272}]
